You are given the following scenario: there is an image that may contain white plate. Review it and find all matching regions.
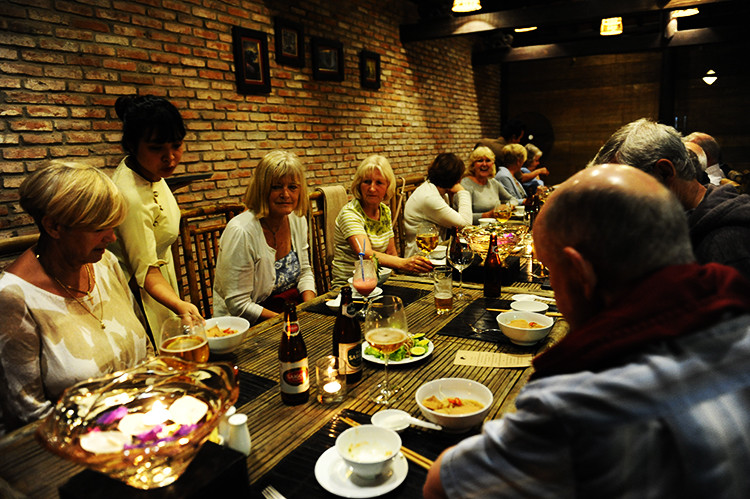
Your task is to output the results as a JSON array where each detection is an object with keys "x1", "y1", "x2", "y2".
[
  {"x1": 326, "y1": 295, "x2": 342, "y2": 311},
  {"x1": 362, "y1": 340, "x2": 434, "y2": 365},
  {"x1": 314, "y1": 447, "x2": 408, "y2": 498},
  {"x1": 352, "y1": 286, "x2": 383, "y2": 300},
  {"x1": 511, "y1": 293, "x2": 555, "y2": 303}
]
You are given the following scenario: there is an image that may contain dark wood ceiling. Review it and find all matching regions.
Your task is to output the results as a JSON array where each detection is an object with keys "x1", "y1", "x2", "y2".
[{"x1": 402, "y1": 0, "x2": 748, "y2": 63}]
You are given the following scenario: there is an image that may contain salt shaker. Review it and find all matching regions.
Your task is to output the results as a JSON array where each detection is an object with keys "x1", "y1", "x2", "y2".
[{"x1": 226, "y1": 413, "x2": 251, "y2": 456}]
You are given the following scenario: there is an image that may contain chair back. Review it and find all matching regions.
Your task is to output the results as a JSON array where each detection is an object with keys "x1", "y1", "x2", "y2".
[
  {"x1": 0, "y1": 233, "x2": 39, "y2": 271},
  {"x1": 172, "y1": 203, "x2": 245, "y2": 317},
  {"x1": 391, "y1": 174, "x2": 424, "y2": 256},
  {"x1": 308, "y1": 185, "x2": 348, "y2": 293}
]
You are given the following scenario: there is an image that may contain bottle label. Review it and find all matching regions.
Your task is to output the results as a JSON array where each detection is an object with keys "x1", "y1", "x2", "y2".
[
  {"x1": 338, "y1": 342, "x2": 362, "y2": 374},
  {"x1": 280, "y1": 359, "x2": 309, "y2": 393}
]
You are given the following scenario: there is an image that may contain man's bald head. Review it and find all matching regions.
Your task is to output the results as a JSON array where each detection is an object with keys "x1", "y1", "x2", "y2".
[{"x1": 534, "y1": 164, "x2": 695, "y2": 293}]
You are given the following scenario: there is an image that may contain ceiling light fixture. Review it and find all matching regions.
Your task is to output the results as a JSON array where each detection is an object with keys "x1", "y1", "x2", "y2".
[
  {"x1": 702, "y1": 69, "x2": 717, "y2": 85},
  {"x1": 671, "y1": 8, "x2": 699, "y2": 18},
  {"x1": 600, "y1": 17, "x2": 623, "y2": 36},
  {"x1": 515, "y1": 26, "x2": 538, "y2": 33},
  {"x1": 452, "y1": 0, "x2": 481, "y2": 13}
]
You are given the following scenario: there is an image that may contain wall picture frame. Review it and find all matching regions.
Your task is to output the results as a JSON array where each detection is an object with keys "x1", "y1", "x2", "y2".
[
  {"x1": 359, "y1": 50, "x2": 381, "y2": 90},
  {"x1": 231, "y1": 26, "x2": 271, "y2": 94},
  {"x1": 311, "y1": 37, "x2": 344, "y2": 82},
  {"x1": 274, "y1": 17, "x2": 304, "y2": 68}
]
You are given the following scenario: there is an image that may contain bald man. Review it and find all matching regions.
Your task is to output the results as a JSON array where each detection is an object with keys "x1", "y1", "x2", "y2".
[{"x1": 424, "y1": 164, "x2": 750, "y2": 498}]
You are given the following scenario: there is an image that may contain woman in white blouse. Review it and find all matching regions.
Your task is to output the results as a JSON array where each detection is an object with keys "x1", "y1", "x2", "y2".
[
  {"x1": 403, "y1": 153, "x2": 473, "y2": 257},
  {"x1": 213, "y1": 150, "x2": 316, "y2": 324}
]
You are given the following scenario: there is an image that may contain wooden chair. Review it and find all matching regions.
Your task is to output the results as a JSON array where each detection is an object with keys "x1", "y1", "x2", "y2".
[
  {"x1": 391, "y1": 174, "x2": 424, "y2": 256},
  {"x1": 171, "y1": 203, "x2": 245, "y2": 318},
  {"x1": 0, "y1": 233, "x2": 39, "y2": 270},
  {"x1": 308, "y1": 185, "x2": 348, "y2": 294}
]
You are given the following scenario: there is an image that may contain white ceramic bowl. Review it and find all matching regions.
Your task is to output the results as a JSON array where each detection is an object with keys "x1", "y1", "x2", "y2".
[
  {"x1": 496, "y1": 311, "x2": 554, "y2": 346},
  {"x1": 478, "y1": 218, "x2": 496, "y2": 226},
  {"x1": 510, "y1": 300, "x2": 549, "y2": 313},
  {"x1": 335, "y1": 425, "x2": 401, "y2": 479},
  {"x1": 205, "y1": 316, "x2": 250, "y2": 354},
  {"x1": 415, "y1": 378, "x2": 493, "y2": 432}
]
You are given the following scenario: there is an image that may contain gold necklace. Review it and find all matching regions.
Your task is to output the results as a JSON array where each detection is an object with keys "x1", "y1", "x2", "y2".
[{"x1": 36, "y1": 253, "x2": 105, "y2": 330}]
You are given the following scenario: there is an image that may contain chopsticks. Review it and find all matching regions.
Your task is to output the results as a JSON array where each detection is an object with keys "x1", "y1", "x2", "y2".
[
  {"x1": 487, "y1": 308, "x2": 562, "y2": 317},
  {"x1": 340, "y1": 417, "x2": 434, "y2": 471}
]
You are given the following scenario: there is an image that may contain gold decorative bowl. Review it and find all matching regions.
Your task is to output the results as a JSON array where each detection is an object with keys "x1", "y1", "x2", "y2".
[{"x1": 36, "y1": 357, "x2": 239, "y2": 489}]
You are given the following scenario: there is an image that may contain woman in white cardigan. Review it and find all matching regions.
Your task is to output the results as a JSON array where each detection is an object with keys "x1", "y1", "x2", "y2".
[
  {"x1": 403, "y1": 153, "x2": 473, "y2": 257},
  {"x1": 213, "y1": 150, "x2": 316, "y2": 324}
]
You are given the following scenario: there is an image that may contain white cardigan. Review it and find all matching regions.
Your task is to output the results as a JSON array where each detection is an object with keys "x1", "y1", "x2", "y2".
[
  {"x1": 213, "y1": 210, "x2": 315, "y2": 323},
  {"x1": 403, "y1": 181, "x2": 472, "y2": 257}
]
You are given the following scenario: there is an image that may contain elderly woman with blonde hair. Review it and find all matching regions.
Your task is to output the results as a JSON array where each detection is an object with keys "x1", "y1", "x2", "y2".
[
  {"x1": 495, "y1": 143, "x2": 528, "y2": 201},
  {"x1": 213, "y1": 150, "x2": 316, "y2": 324},
  {"x1": 0, "y1": 162, "x2": 153, "y2": 434},
  {"x1": 460, "y1": 146, "x2": 515, "y2": 224},
  {"x1": 331, "y1": 154, "x2": 432, "y2": 288}
]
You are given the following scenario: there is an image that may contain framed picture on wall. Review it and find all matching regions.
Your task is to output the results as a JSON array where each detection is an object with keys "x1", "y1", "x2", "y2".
[
  {"x1": 311, "y1": 37, "x2": 344, "y2": 82},
  {"x1": 274, "y1": 17, "x2": 304, "y2": 68},
  {"x1": 359, "y1": 50, "x2": 380, "y2": 90},
  {"x1": 231, "y1": 26, "x2": 271, "y2": 94}
]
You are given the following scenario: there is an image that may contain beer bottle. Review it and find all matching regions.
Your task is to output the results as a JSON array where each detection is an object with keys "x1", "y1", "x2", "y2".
[
  {"x1": 332, "y1": 287, "x2": 362, "y2": 385},
  {"x1": 279, "y1": 301, "x2": 309, "y2": 405},
  {"x1": 483, "y1": 232, "x2": 503, "y2": 297}
]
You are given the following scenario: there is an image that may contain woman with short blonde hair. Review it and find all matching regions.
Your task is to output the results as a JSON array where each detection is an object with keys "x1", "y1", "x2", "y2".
[
  {"x1": 0, "y1": 162, "x2": 152, "y2": 434},
  {"x1": 495, "y1": 143, "x2": 528, "y2": 200},
  {"x1": 461, "y1": 146, "x2": 515, "y2": 224},
  {"x1": 214, "y1": 150, "x2": 316, "y2": 324},
  {"x1": 331, "y1": 155, "x2": 432, "y2": 288}
]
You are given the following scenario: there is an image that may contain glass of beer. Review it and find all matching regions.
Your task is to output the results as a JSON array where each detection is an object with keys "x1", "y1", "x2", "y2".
[
  {"x1": 159, "y1": 315, "x2": 209, "y2": 363},
  {"x1": 433, "y1": 266, "x2": 453, "y2": 315},
  {"x1": 364, "y1": 296, "x2": 408, "y2": 405},
  {"x1": 493, "y1": 203, "x2": 513, "y2": 224},
  {"x1": 416, "y1": 221, "x2": 439, "y2": 257}
]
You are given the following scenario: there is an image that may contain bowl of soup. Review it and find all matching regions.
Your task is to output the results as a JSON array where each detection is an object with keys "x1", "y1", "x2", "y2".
[
  {"x1": 335, "y1": 424, "x2": 401, "y2": 479},
  {"x1": 205, "y1": 316, "x2": 250, "y2": 354},
  {"x1": 496, "y1": 311, "x2": 554, "y2": 346},
  {"x1": 415, "y1": 378, "x2": 493, "y2": 432}
]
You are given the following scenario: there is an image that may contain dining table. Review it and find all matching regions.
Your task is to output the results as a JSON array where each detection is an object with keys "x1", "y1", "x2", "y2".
[{"x1": 0, "y1": 261, "x2": 567, "y2": 499}]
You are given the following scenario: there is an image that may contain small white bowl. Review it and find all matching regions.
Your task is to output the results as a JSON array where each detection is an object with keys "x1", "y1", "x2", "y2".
[
  {"x1": 496, "y1": 311, "x2": 554, "y2": 346},
  {"x1": 205, "y1": 316, "x2": 250, "y2": 354},
  {"x1": 377, "y1": 267, "x2": 392, "y2": 285},
  {"x1": 335, "y1": 425, "x2": 401, "y2": 479},
  {"x1": 510, "y1": 300, "x2": 549, "y2": 313},
  {"x1": 478, "y1": 218, "x2": 496, "y2": 226},
  {"x1": 415, "y1": 378, "x2": 493, "y2": 433}
]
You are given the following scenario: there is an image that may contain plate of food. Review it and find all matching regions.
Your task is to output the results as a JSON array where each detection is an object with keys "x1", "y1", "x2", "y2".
[{"x1": 362, "y1": 333, "x2": 434, "y2": 365}]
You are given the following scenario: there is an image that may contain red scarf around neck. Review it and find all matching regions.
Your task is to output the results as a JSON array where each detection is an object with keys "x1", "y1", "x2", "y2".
[{"x1": 532, "y1": 263, "x2": 750, "y2": 379}]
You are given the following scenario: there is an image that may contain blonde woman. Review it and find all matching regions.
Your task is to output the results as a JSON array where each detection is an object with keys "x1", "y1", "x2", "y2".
[
  {"x1": 331, "y1": 155, "x2": 432, "y2": 288},
  {"x1": 0, "y1": 163, "x2": 152, "y2": 433},
  {"x1": 213, "y1": 150, "x2": 316, "y2": 324},
  {"x1": 495, "y1": 143, "x2": 528, "y2": 200},
  {"x1": 460, "y1": 146, "x2": 515, "y2": 224}
]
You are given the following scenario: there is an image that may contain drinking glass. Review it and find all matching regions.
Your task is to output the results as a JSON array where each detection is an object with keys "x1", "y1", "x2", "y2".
[
  {"x1": 159, "y1": 314, "x2": 209, "y2": 363},
  {"x1": 447, "y1": 231, "x2": 476, "y2": 301},
  {"x1": 493, "y1": 203, "x2": 513, "y2": 224},
  {"x1": 415, "y1": 221, "x2": 439, "y2": 257},
  {"x1": 352, "y1": 258, "x2": 378, "y2": 318},
  {"x1": 364, "y1": 296, "x2": 408, "y2": 405}
]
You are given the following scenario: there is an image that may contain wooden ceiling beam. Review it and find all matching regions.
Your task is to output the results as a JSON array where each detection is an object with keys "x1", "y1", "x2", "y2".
[
  {"x1": 471, "y1": 26, "x2": 745, "y2": 64},
  {"x1": 401, "y1": 0, "x2": 735, "y2": 42}
]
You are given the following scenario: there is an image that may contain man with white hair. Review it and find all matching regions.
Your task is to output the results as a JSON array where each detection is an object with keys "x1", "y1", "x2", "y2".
[{"x1": 423, "y1": 164, "x2": 750, "y2": 498}]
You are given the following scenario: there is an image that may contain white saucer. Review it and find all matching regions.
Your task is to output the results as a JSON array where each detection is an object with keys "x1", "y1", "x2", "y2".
[
  {"x1": 314, "y1": 447, "x2": 408, "y2": 498},
  {"x1": 511, "y1": 293, "x2": 555, "y2": 303},
  {"x1": 326, "y1": 295, "x2": 342, "y2": 311}
]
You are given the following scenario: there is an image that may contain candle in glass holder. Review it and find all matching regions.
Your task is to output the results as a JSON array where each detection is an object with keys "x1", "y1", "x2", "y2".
[{"x1": 316, "y1": 356, "x2": 346, "y2": 404}]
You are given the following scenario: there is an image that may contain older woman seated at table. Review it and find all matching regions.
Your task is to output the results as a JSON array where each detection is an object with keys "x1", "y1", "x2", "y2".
[
  {"x1": 331, "y1": 155, "x2": 433, "y2": 288},
  {"x1": 460, "y1": 146, "x2": 516, "y2": 224},
  {"x1": 495, "y1": 143, "x2": 528, "y2": 201},
  {"x1": 0, "y1": 162, "x2": 153, "y2": 434},
  {"x1": 213, "y1": 150, "x2": 316, "y2": 324},
  {"x1": 403, "y1": 153, "x2": 473, "y2": 257}
]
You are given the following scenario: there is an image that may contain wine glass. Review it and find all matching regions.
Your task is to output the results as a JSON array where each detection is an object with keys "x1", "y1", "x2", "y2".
[
  {"x1": 159, "y1": 314, "x2": 209, "y2": 363},
  {"x1": 493, "y1": 203, "x2": 513, "y2": 224},
  {"x1": 352, "y1": 258, "x2": 378, "y2": 318},
  {"x1": 415, "y1": 221, "x2": 439, "y2": 257},
  {"x1": 447, "y1": 230, "x2": 476, "y2": 301},
  {"x1": 364, "y1": 296, "x2": 408, "y2": 405}
]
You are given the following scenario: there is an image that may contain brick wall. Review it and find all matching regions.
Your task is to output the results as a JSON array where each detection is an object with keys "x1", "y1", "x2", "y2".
[{"x1": 0, "y1": 0, "x2": 501, "y2": 240}]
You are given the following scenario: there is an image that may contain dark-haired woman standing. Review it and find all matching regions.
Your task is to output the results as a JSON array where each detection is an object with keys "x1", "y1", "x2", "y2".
[{"x1": 109, "y1": 95, "x2": 200, "y2": 344}]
